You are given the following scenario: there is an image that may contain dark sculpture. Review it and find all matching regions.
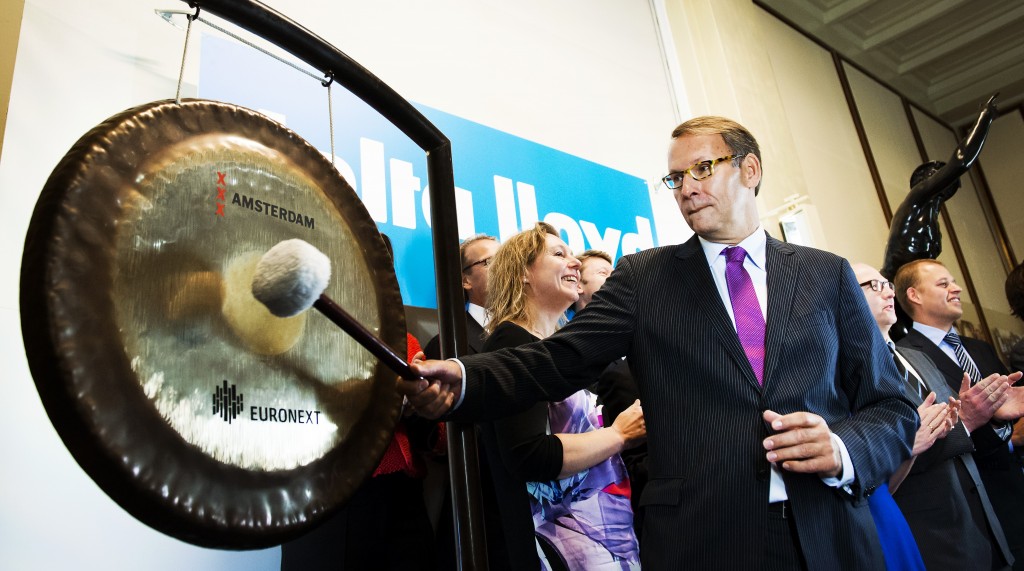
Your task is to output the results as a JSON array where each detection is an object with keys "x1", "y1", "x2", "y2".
[
  {"x1": 881, "y1": 94, "x2": 998, "y2": 339},
  {"x1": 881, "y1": 94, "x2": 998, "y2": 280}
]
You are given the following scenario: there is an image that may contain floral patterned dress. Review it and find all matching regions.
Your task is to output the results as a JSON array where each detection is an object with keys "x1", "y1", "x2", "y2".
[{"x1": 528, "y1": 389, "x2": 640, "y2": 570}]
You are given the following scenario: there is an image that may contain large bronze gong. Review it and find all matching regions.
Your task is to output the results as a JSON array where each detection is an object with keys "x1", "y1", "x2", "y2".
[{"x1": 20, "y1": 99, "x2": 405, "y2": 548}]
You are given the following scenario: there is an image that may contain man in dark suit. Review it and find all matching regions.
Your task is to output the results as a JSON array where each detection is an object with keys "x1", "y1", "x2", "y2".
[
  {"x1": 854, "y1": 262, "x2": 1013, "y2": 570},
  {"x1": 423, "y1": 234, "x2": 498, "y2": 360},
  {"x1": 894, "y1": 258, "x2": 1024, "y2": 569},
  {"x1": 403, "y1": 116, "x2": 918, "y2": 570}
]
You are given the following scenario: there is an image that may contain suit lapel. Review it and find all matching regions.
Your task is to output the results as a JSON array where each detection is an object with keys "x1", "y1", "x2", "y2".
[
  {"x1": 673, "y1": 235, "x2": 759, "y2": 390},
  {"x1": 763, "y1": 236, "x2": 797, "y2": 392},
  {"x1": 900, "y1": 329, "x2": 963, "y2": 392},
  {"x1": 898, "y1": 346, "x2": 949, "y2": 402}
]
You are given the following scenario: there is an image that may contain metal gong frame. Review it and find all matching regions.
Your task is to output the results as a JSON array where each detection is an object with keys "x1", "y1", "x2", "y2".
[
  {"x1": 18, "y1": 0, "x2": 484, "y2": 563},
  {"x1": 171, "y1": 1, "x2": 487, "y2": 564}
]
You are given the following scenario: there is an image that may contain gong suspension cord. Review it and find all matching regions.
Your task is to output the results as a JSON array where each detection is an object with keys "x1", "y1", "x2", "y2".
[
  {"x1": 324, "y1": 75, "x2": 336, "y2": 166},
  {"x1": 171, "y1": 8, "x2": 338, "y2": 158},
  {"x1": 174, "y1": 9, "x2": 196, "y2": 104}
]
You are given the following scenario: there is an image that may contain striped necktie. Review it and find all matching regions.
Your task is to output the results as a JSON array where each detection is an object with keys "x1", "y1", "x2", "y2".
[{"x1": 943, "y1": 330, "x2": 981, "y2": 385}]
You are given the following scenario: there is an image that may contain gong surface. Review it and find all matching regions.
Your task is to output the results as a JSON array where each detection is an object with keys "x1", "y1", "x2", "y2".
[{"x1": 20, "y1": 99, "x2": 404, "y2": 548}]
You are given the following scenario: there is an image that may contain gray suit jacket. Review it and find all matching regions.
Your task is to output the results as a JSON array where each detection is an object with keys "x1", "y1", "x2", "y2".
[
  {"x1": 454, "y1": 234, "x2": 918, "y2": 570},
  {"x1": 894, "y1": 346, "x2": 1012, "y2": 569}
]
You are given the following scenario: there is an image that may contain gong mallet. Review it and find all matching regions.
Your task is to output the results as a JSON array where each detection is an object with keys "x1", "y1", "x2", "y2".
[{"x1": 251, "y1": 238, "x2": 420, "y2": 380}]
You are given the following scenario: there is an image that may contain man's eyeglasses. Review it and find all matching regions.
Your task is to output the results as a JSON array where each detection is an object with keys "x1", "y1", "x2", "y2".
[
  {"x1": 661, "y1": 155, "x2": 738, "y2": 190},
  {"x1": 859, "y1": 279, "x2": 894, "y2": 292},
  {"x1": 462, "y1": 256, "x2": 492, "y2": 272}
]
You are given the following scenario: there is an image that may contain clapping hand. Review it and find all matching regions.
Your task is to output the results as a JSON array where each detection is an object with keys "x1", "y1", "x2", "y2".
[
  {"x1": 958, "y1": 372, "x2": 1011, "y2": 431},
  {"x1": 993, "y1": 371, "x2": 1024, "y2": 421},
  {"x1": 912, "y1": 392, "x2": 953, "y2": 456}
]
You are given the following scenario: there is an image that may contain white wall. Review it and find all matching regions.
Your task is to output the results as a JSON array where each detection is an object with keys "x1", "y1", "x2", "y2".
[
  {"x1": 663, "y1": 0, "x2": 887, "y2": 263},
  {"x1": 0, "y1": 1, "x2": 678, "y2": 568}
]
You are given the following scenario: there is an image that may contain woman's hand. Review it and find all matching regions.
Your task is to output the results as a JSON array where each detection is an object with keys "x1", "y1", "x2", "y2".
[{"x1": 611, "y1": 399, "x2": 646, "y2": 449}]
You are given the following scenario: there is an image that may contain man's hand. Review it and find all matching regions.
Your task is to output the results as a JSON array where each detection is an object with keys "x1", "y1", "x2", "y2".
[
  {"x1": 913, "y1": 392, "x2": 953, "y2": 456},
  {"x1": 993, "y1": 371, "x2": 1024, "y2": 420},
  {"x1": 396, "y1": 353, "x2": 464, "y2": 419},
  {"x1": 762, "y1": 410, "x2": 841, "y2": 478},
  {"x1": 959, "y1": 372, "x2": 1011, "y2": 431}
]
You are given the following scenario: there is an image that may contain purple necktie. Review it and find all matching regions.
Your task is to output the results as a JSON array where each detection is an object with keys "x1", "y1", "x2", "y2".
[{"x1": 724, "y1": 246, "x2": 765, "y2": 385}]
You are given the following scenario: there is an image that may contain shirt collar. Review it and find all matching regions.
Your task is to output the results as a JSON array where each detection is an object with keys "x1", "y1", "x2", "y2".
[
  {"x1": 912, "y1": 321, "x2": 954, "y2": 346},
  {"x1": 466, "y1": 302, "x2": 488, "y2": 327},
  {"x1": 698, "y1": 226, "x2": 767, "y2": 269}
]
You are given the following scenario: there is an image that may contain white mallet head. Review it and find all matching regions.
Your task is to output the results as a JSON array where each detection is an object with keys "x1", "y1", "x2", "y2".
[{"x1": 251, "y1": 239, "x2": 331, "y2": 317}]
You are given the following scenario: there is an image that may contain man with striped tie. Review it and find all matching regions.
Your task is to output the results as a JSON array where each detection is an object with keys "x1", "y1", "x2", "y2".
[
  {"x1": 894, "y1": 258, "x2": 1024, "y2": 569},
  {"x1": 855, "y1": 262, "x2": 1013, "y2": 570}
]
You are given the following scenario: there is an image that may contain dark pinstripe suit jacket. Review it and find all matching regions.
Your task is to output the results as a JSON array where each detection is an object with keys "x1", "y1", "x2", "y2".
[
  {"x1": 898, "y1": 328, "x2": 1024, "y2": 565},
  {"x1": 454, "y1": 233, "x2": 917, "y2": 570}
]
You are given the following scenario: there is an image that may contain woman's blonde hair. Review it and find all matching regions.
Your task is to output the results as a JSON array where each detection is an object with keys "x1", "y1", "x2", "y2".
[{"x1": 485, "y1": 222, "x2": 559, "y2": 335}]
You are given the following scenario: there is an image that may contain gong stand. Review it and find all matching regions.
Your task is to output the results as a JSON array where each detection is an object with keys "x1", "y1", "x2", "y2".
[
  {"x1": 170, "y1": 3, "x2": 488, "y2": 564},
  {"x1": 18, "y1": 0, "x2": 485, "y2": 564}
]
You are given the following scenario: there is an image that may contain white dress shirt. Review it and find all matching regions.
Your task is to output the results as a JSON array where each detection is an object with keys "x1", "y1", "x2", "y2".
[{"x1": 466, "y1": 302, "x2": 488, "y2": 328}]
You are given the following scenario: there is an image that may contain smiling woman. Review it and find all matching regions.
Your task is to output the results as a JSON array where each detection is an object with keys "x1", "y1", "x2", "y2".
[
  {"x1": 473, "y1": 222, "x2": 646, "y2": 571},
  {"x1": 485, "y1": 222, "x2": 580, "y2": 339}
]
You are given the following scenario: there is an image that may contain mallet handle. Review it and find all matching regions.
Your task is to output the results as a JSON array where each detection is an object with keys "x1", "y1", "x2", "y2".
[{"x1": 313, "y1": 294, "x2": 419, "y2": 380}]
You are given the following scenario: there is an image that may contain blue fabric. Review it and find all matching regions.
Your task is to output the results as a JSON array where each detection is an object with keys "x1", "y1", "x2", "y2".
[{"x1": 868, "y1": 483, "x2": 926, "y2": 571}]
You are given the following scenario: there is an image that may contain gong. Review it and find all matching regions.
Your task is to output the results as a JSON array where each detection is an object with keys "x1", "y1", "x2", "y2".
[{"x1": 20, "y1": 99, "x2": 405, "y2": 548}]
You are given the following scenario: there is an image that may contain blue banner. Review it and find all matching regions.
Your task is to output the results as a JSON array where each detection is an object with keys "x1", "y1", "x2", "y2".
[{"x1": 199, "y1": 36, "x2": 655, "y2": 308}]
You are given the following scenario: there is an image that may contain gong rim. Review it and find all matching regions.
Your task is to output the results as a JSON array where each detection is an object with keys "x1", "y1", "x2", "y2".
[{"x1": 20, "y1": 98, "x2": 405, "y2": 549}]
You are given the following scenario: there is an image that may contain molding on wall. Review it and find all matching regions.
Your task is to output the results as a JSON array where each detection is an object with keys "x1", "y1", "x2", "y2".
[
  {"x1": 833, "y1": 53, "x2": 891, "y2": 225},
  {"x1": 962, "y1": 131, "x2": 1017, "y2": 273}
]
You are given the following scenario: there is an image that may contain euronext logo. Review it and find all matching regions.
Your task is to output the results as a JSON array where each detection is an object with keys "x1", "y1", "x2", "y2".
[{"x1": 213, "y1": 380, "x2": 244, "y2": 423}]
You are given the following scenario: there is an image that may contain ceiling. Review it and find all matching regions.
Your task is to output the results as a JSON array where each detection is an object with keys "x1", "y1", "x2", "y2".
[{"x1": 756, "y1": 0, "x2": 1024, "y2": 127}]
